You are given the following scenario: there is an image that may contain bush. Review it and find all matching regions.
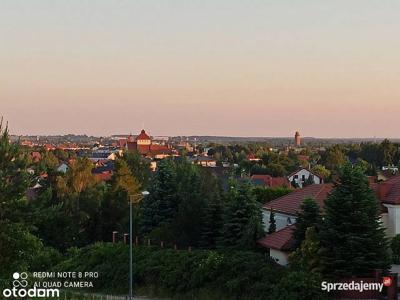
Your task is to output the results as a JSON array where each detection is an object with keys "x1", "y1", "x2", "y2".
[
  {"x1": 53, "y1": 243, "x2": 284, "y2": 299},
  {"x1": 272, "y1": 271, "x2": 327, "y2": 300},
  {"x1": 391, "y1": 234, "x2": 400, "y2": 263},
  {"x1": 252, "y1": 186, "x2": 292, "y2": 204}
]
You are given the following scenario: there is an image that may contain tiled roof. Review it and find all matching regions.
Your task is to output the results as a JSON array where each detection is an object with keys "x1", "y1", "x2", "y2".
[
  {"x1": 257, "y1": 225, "x2": 295, "y2": 251},
  {"x1": 375, "y1": 175, "x2": 400, "y2": 205},
  {"x1": 263, "y1": 184, "x2": 333, "y2": 215},
  {"x1": 251, "y1": 175, "x2": 290, "y2": 188},
  {"x1": 135, "y1": 130, "x2": 151, "y2": 141}
]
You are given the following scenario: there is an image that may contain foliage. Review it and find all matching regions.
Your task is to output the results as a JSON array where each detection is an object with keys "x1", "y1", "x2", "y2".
[
  {"x1": 252, "y1": 186, "x2": 292, "y2": 204},
  {"x1": 55, "y1": 157, "x2": 97, "y2": 213},
  {"x1": 0, "y1": 120, "x2": 29, "y2": 222},
  {"x1": 318, "y1": 164, "x2": 390, "y2": 277},
  {"x1": 293, "y1": 197, "x2": 321, "y2": 247},
  {"x1": 123, "y1": 150, "x2": 151, "y2": 188},
  {"x1": 311, "y1": 164, "x2": 331, "y2": 180},
  {"x1": 53, "y1": 243, "x2": 284, "y2": 299},
  {"x1": 272, "y1": 271, "x2": 327, "y2": 300},
  {"x1": 323, "y1": 145, "x2": 346, "y2": 171},
  {"x1": 268, "y1": 209, "x2": 276, "y2": 234},
  {"x1": 218, "y1": 183, "x2": 264, "y2": 249},
  {"x1": 141, "y1": 159, "x2": 179, "y2": 235},
  {"x1": 289, "y1": 227, "x2": 321, "y2": 273},
  {"x1": 391, "y1": 234, "x2": 400, "y2": 263},
  {"x1": 0, "y1": 222, "x2": 61, "y2": 278}
]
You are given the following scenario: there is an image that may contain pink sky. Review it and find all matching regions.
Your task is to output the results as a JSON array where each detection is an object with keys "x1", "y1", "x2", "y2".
[{"x1": 1, "y1": 1, "x2": 399, "y2": 138}]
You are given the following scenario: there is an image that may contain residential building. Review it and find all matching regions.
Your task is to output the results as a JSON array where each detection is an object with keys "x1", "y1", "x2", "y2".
[
  {"x1": 250, "y1": 175, "x2": 290, "y2": 188},
  {"x1": 259, "y1": 176, "x2": 400, "y2": 265},
  {"x1": 287, "y1": 168, "x2": 323, "y2": 188}
]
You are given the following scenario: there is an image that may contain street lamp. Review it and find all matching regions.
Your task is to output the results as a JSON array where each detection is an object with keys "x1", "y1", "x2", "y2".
[{"x1": 128, "y1": 191, "x2": 149, "y2": 300}]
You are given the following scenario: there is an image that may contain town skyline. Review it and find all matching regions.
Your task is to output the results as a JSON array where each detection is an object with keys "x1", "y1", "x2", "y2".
[{"x1": 6, "y1": 125, "x2": 400, "y2": 140}]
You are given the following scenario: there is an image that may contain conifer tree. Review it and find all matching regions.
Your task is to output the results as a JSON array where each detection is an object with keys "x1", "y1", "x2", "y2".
[
  {"x1": 293, "y1": 197, "x2": 321, "y2": 248},
  {"x1": 0, "y1": 119, "x2": 29, "y2": 222},
  {"x1": 198, "y1": 169, "x2": 223, "y2": 248},
  {"x1": 218, "y1": 183, "x2": 264, "y2": 249},
  {"x1": 319, "y1": 164, "x2": 390, "y2": 277},
  {"x1": 140, "y1": 159, "x2": 178, "y2": 234},
  {"x1": 289, "y1": 227, "x2": 321, "y2": 273},
  {"x1": 268, "y1": 208, "x2": 276, "y2": 234}
]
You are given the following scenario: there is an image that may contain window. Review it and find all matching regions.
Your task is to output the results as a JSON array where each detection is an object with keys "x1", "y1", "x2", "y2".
[
  {"x1": 294, "y1": 174, "x2": 298, "y2": 179},
  {"x1": 302, "y1": 175, "x2": 306, "y2": 181}
]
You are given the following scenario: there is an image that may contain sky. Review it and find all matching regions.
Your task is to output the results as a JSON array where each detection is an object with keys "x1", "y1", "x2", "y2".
[{"x1": 1, "y1": 0, "x2": 399, "y2": 138}]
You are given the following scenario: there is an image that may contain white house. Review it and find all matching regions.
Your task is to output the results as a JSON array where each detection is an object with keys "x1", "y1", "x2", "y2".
[
  {"x1": 258, "y1": 176, "x2": 400, "y2": 265},
  {"x1": 258, "y1": 184, "x2": 332, "y2": 265},
  {"x1": 189, "y1": 156, "x2": 217, "y2": 167},
  {"x1": 287, "y1": 168, "x2": 323, "y2": 188}
]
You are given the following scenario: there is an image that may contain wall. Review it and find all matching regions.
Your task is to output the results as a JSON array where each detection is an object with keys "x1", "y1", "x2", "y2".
[
  {"x1": 383, "y1": 205, "x2": 400, "y2": 237},
  {"x1": 288, "y1": 169, "x2": 321, "y2": 188},
  {"x1": 263, "y1": 209, "x2": 296, "y2": 232},
  {"x1": 270, "y1": 249, "x2": 289, "y2": 266}
]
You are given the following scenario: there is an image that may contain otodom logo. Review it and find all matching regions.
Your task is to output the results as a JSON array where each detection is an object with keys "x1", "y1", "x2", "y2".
[{"x1": 2, "y1": 272, "x2": 60, "y2": 298}]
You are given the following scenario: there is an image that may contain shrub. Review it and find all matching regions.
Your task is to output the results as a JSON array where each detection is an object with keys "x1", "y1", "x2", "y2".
[{"x1": 53, "y1": 243, "x2": 284, "y2": 299}]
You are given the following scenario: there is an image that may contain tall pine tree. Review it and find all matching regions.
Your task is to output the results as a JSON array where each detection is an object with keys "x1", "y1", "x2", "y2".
[
  {"x1": 319, "y1": 164, "x2": 389, "y2": 277},
  {"x1": 140, "y1": 159, "x2": 178, "y2": 235},
  {"x1": 218, "y1": 183, "x2": 264, "y2": 249},
  {"x1": 293, "y1": 197, "x2": 321, "y2": 248},
  {"x1": 0, "y1": 119, "x2": 29, "y2": 222},
  {"x1": 199, "y1": 168, "x2": 223, "y2": 248}
]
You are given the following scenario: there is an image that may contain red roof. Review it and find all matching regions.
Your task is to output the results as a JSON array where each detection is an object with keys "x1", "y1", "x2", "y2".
[
  {"x1": 119, "y1": 138, "x2": 127, "y2": 148},
  {"x1": 263, "y1": 184, "x2": 333, "y2": 215},
  {"x1": 297, "y1": 155, "x2": 309, "y2": 161},
  {"x1": 135, "y1": 130, "x2": 151, "y2": 141},
  {"x1": 257, "y1": 225, "x2": 295, "y2": 251},
  {"x1": 31, "y1": 151, "x2": 42, "y2": 162},
  {"x1": 251, "y1": 175, "x2": 290, "y2": 188},
  {"x1": 263, "y1": 176, "x2": 400, "y2": 216},
  {"x1": 374, "y1": 175, "x2": 400, "y2": 205},
  {"x1": 95, "y1": 172, "x2": 112, "y2": 182},
  {"x1": 137, "y1": 144, "x2": 151, "y2": 154}
]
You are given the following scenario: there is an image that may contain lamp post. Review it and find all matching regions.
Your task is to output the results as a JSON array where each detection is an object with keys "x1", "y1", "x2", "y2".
[{"x1": 128, "y1": 191, "x2": 149, "y2": 300}]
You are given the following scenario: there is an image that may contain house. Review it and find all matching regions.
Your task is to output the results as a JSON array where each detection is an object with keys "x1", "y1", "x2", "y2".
[
  {"x1": 92, "y1": 161, "x2": 115, "y2": 182},
  {"x1": 188, "y1": 156, "x2": 217, "y2": 167},
  {"x1": 373, "y1": 176, "x2": 400, "y2": 237},
  {"x1": 262, "y1": 184, "x2": 332, "y2": 232},
  {"x1": 287, "y1": 168, "x2": 323, "y2": 188},
  {"x1": 258, "y1": 176, "x2": 400, "y2": 265},
  {"x1": 43, "y1": 144, "x2": 56, "y2": 151},
  {"x1": 30, "y1": 151, "x2": 42, "y2": 163},
  {"x1": 258, "y1": 225, "x2": 295, "y2": 265},
  {"x1": 250, "y1": 175, "x2": 290, "y2": 188},
  {"x1": 247, "y1": 153, "x2": 261, "y2": 162},
  {"x1": 87, "y1": 149, "x2": 121, "y2": 162},
  {"x1": 258, "y1": 184, "x2": 333, "y2": 265}
]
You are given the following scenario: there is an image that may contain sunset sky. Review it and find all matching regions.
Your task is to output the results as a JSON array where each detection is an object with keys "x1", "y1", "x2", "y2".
[{"x1": 1, "y1": 0, "x2": 399, "y2": 137}]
